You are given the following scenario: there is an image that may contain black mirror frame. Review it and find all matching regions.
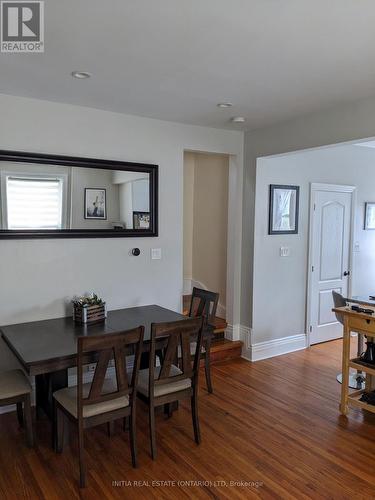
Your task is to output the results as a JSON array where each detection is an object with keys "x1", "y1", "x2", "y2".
[{"x1": 0, "y1": 150, "x2": 158, "y2": 239}]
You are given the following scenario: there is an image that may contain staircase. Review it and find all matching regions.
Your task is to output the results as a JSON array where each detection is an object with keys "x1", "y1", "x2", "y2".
[{"x1": 182, "y1": 295, "x2": 243, "y2": 363}]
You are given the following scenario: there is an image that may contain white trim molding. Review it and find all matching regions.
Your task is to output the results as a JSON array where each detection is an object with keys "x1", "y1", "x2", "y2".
[
  {"x1": 225, "y1": 323, "x2": 238, "y2": 341},
  {"x1": 246, "y1": 334, "x2": 307, "y2": 362},
  {"x1": 225, "y1": 324, "x2": 251, "y2": 344},
  {"x1": 239, "y1": 325, "x2": 252, "y2": 349}
]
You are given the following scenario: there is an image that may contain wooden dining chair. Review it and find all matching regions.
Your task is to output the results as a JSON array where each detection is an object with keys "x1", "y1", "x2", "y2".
[
  {"x1": 53, "y1": 326, "x2": 144, "y2": 488},
  {"x1": 136, "y1": 317, "x2": 204, "y2": 460},
  {"x1": 0, "y1": 369, "x2": 33, "y2": 447},
  {"x1": 188, "y1": 287, "x2": 219, "y2": 393}
]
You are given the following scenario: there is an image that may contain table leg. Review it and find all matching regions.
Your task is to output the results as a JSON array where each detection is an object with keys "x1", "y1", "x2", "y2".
[
  {"x1": 35, "y1": 369, "x2": 68, "y2": 420},
  {"x1": 340, "y1": 318, "x2": 350, "y2": 415}
]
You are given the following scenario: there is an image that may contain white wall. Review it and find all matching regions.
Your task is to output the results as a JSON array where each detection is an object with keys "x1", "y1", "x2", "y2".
[
  {"x1": 132, "y1": 179, "x2": 149, "y2": 212},
  {"x1": 253, "y1": 144, "x2": 375, "y2": 347},
  {"x1": 0, "y1": 93, "x2": 243, "y2": 371},
  {"x1": 70, "y1": 167, "x2": 120, "y2": 229},
  {"x1": 242, "y1": 94, "x2": 375, "y2": 356},
  {"x1": 119, "y1": 182, "x2": 134, "y2": 229}
]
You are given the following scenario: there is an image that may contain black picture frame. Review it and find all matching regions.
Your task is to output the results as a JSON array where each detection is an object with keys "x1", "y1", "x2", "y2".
[
  {"x1": 268, "y1": 184, "x2": 299, "y2": 235},
  {"x1": 0, "y1": 149, "x2": 158, "y2": 239},
  {"x1": 84, "y1": 188, "x2": 107, "y2": 220},
  {"x1": 133, "y1": 211, "x2": 150, "y2": 230}
]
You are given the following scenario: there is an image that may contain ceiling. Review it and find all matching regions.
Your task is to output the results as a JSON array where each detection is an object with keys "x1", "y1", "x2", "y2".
[{"x1": 1, "y1": 0, "x2": 375, "y2": 131}]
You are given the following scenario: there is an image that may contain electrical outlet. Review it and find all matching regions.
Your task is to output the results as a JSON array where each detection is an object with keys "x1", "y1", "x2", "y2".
[{"x1": 280, "y1": 246, "x2": 290, "y2": 257}]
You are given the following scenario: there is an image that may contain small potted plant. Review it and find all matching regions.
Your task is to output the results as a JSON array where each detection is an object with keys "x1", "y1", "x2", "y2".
[{"x1": 72, "y1": 293, "x2": 107, "y2": 324}]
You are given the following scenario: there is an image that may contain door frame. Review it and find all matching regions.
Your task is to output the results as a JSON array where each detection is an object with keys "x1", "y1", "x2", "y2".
[
  {"x1": 182, "y1": 150, "x2": 243, "y2": 340},
  {"x1": 306, "y1": 182, "x2": 356, "y2": 347}
]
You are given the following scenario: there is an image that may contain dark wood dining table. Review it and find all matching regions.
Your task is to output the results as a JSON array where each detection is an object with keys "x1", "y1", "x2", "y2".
[{"x1": 0, "y1": 305, "x2": 190, "y2": 420}]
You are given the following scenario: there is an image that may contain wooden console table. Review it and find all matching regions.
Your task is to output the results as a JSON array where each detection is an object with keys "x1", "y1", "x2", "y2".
[{"x1": 333, "y1": 306, "x2": 375, "y2": 415}]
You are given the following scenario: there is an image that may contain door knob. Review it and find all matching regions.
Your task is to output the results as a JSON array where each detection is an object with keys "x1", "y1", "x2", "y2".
[{"x1": 343, "y1": 271, "x2": 350, "y2": 276}]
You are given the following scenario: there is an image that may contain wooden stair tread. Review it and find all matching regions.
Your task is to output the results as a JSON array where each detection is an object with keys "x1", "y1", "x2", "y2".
[
  {"x1": 209, "y1": 339, "x2": 243, "y2": 364},
  {"x1": 182, "y1": 309, "x2": 227, "y2": 332},
  {"x1": 211, "y1": 340, "x2": 242, "y2": 352}
]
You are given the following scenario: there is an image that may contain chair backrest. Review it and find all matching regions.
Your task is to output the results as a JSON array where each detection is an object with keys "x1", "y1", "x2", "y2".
[
  {"x1": 149, "y1": 317, "x2": 204, "y2": 397},
  {"x1": 332, "y1": 290, "x2": 346, "y2": 325},
  {"x1": 77, "y1": 326, "x2": 144, "y2": 417},
  {"x1": 189, "y1": 287, "x2": 219, "y2": 326}
]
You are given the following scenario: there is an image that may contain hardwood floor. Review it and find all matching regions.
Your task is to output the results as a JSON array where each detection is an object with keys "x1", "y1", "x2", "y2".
[{"x1": 1, "y1": 339, "x2": 375, "y2": 499}]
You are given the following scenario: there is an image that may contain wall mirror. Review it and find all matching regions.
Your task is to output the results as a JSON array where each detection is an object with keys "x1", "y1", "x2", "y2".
[{"x1": 0, "y1": 150, "x2": 158, "y2": 238}]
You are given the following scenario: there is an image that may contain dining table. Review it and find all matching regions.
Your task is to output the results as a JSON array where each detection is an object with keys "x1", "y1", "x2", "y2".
[{"x1": 0, "y1": 304, "x2": 201, "y2": 422}]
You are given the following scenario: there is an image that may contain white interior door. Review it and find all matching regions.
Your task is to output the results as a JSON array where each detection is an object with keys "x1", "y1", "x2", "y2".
[{"x1": 309, "y1": 184, "x2": 354, "y2": 345}]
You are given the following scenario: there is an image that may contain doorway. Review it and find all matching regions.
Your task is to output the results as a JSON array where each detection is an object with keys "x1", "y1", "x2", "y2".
[
  {"x1": 183, "y1": 152, "x2": 229, "y2": 320},
  {"x1": 307, "y1": 183, "x2": 355, "y2": 345}
]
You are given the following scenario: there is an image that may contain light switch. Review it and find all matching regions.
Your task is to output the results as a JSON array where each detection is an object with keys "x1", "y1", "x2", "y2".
[
  {"x1": 151, "y1": 248, "x2": 162, "y2": 260},
  {"x1": 354, "y1": 242, "x2": 360, "y2": 252},
  {"x1": 280, "y1": 246, "x2": 290, "y2": 257}
]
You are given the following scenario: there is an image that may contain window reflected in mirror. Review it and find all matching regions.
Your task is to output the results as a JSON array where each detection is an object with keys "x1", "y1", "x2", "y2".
[{"x1": 0, "y1": 163, "x2": 151, "y2": 232}]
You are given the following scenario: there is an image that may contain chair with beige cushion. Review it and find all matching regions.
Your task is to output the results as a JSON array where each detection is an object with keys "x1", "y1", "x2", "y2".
[
  {"x1": 0, "y1": 369, "x2": 33, "y2": 447},
  {"x1": 137, "y1": 317, "x2": 204, "y2": 460},
  {"x1": 53, "y1": 326, "x2": 144, "y2": 488}
]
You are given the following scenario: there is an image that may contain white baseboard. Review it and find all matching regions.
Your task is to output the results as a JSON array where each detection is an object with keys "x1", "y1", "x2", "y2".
[
  {"x1": 242, "y1": 333, "x2": 307, "y2": 362},
  {"x1": 225, "y1": 324, "x2": 236, "y2": 340},
  {"x1": 239, "y1": 325, "x2": 252, "y2": 349},
  {"x1": 183, "y1": 278, "x2": 226, "y2": 318},
  {"x1": 225, "y1": 323, "x2": 249, "y2": 343}
]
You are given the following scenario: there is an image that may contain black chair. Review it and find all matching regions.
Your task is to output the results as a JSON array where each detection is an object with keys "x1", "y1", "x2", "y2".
[
  {"x1": 188, "y1": 287, "x2": 219, "y2": 393},
  {"x1": 332, "y1": 290, "x2": 365, "y2": 389}
]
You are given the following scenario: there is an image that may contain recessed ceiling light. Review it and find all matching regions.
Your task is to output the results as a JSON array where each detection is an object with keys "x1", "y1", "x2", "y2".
[
  {"x1": 71, "y1": 71, "x2": 92, "y2": 79},
  {"x1": 231, "y1": 116, "x2": 246, "y2": 123},
  {"x1": 217, "y1": 102, "x2": 233, "y2": 108}
]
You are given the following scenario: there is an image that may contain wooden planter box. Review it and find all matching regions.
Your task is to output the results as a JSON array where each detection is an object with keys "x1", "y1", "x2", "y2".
[{"x1": 73, "y1": 303, "x2": 107, "y2": 324}]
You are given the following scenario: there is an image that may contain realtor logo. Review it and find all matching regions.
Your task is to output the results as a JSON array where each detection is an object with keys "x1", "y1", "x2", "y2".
[{"x1": 1, "y1": 1, "x2": 44, "y2": 52}]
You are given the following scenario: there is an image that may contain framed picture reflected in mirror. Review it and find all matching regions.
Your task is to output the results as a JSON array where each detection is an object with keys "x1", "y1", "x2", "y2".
[
  {"x1": 268, "y1": 184, "x2": 299, "y2": 235},
  {"x1": 84, "y1": 188, "x2": 106, "y2": 220},
  {"x1": 133, "y1": 211, "x2": 150, "y2": 229}
]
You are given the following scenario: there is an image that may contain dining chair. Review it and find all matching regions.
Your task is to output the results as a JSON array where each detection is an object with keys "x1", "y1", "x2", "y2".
[
  {"x1": 53, "y1": 326, "x2": 144, "y2": 488},
  {"x1": 332, "y1": 290, "x2": 365, "y2": 389},
  {"x1": 188, "y1": 287, "x2": 219, "y2": 393},
  {"x1": 136, "y1": 317, "x2": 204, "y2": 460},
  {"x1": 0, "y1": 369, "x2": 33, "y2": 447}
]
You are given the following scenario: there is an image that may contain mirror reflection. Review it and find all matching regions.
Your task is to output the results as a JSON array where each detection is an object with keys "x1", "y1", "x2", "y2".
[{"x1": 0, "y1": 162, "x2": 150, "y2": 231}]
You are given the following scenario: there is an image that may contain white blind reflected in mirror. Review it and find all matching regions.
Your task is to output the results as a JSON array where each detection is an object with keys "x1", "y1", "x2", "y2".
[{"x1": 6, "y1": 176, "x2": 63, "y2": 229}]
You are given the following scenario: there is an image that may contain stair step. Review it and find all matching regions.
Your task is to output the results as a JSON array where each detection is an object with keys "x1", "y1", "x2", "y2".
[
  {"x1": 182, "y1": 310, "x2": 227, "y2": 335},
  {"x1": 210, "y1": 340, "x2": 243, "y2": 364}
]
